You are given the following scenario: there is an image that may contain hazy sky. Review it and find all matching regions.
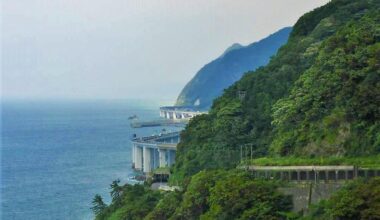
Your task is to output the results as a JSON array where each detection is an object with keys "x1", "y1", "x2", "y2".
[{"x1": 2, "y1": 0, "x2": 329, "y2": 102}]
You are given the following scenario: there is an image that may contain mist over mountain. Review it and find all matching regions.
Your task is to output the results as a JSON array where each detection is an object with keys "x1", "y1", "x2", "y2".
[{"x1": 175, "y1": 27, "x2": 292, "y2": 109}]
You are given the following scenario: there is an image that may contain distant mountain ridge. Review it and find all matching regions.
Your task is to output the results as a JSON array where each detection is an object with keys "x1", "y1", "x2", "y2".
[
  {"x1": 175, "y1": 27, "x2": 292, "y2": 109},
  {"x1": 219, "y1": 43, "x2": 243, "y2": 58}
]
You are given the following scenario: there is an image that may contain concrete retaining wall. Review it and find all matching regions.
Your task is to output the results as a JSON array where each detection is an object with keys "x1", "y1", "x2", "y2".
[{"x1": 279, "y1": 182, "x2": 345, "y2": 213}]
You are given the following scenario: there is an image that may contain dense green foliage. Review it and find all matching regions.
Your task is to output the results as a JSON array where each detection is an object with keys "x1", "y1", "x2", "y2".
[
  {"x1": 144, "y1": 191, "x2": 182, "y2": 220},
  {"x1": 304, "y1": 177, "x2": 380, "y2": 220},
  {"x1": 173, "y1": 0, "x2": 380, "y2": 180},
  {"x1": 157, "y1": 170, "x2": 292, "y2": 219},
  {"x1": 191, "y1": 171, "x2": 292, "y2": 220},
  {"x1": 95, "y1": 183, "x2": 162, "y2": 220},
  {"x1": 94, "y1": 1, "x2": 380, "y2": 219},
  {"x1": 271, "y1": 11, "x2": 380, "y2": 156},
  {"x1": 95, "y1": 170, "x2": 293, "y2": 220}
]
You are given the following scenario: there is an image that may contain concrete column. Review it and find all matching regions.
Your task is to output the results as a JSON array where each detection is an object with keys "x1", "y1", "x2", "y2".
[
  {"x1": 152, "y1": 149, "x2": 156, "y2": 169},
  {"x1": 297, "y1": 171, "x2": 300, "y2": 181},
  {"x1": 134, "y1": 146, "x2": 143, "y2": 170},
  {"x1": 132, "y1": 145, "x2": 135, "y2": 165},
  {"x1": 143, "y1": 147, "x2": 152, "y2": 173},
  {"x1": 166, "y1": 111, "x2": 170, "y2": 119},
  {"x1": 167, "y1": 150, "x2": 176, "y2": 166},
  {"x1": 159, "y1": 149, "x2": 167, "y2": 167},
  {"x1": 167, "y1": 150, "x2": 172, "y2": 165},
  {"x1": 315, "y1": 171, "x2": 318, "y2": 183},
  {"x1": 172, "y1": 150, "x2": 176, "y2": 165}
]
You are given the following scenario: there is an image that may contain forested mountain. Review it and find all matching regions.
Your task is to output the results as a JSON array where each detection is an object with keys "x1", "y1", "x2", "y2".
[
  {"x1": 175, "y1": 27, "x2": 292, "y2": 110},
  {"x1": 94, "y1": 1, "x2": 380, "y2": 219},
  {"x1": 173, "y1": 0, "x2": 380, "y2": 179}
]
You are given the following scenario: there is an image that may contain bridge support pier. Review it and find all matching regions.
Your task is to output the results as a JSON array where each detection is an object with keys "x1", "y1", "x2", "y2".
[
  {"x1": 159, "y1": 149, "x2": 167, "y2": 167},
  {"x1": 134, "y1": 146, "x2": 143, "y2": 170},
  {"x1": 143, "y1": 147, "x2": 152, "y2": 173}
]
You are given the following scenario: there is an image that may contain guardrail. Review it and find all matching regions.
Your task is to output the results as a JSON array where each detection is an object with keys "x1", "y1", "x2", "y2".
[
  {"x1": 131, "y1": 132, "x2": 181, "y2": 149},
  {"x1": 243, "y1": 165, "x2": 380, "y2": 182}
]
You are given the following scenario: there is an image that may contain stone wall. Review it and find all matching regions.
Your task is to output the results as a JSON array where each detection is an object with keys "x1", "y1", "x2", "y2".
[{"x1": 279, "y1": 182, "x2": 345, "y2": 213}]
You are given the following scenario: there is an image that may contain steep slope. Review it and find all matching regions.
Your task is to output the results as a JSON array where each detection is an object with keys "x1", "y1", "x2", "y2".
[
  {"x1": 175, "y1": 27, "x2": 292, "y2": 110},
  {"x1": 271, "y1": 11, "x2": 380, "y2": 156},
  {"x1": 173, "y1": 0, "x2": 380, "y2": 179},
  {"x1": 93, "y1": 1, "x2": 380, "y2": 220}
]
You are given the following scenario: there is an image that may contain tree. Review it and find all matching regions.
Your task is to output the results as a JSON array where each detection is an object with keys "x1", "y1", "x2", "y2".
[
  {"x1": 306, "y1": 178, "x2": 380, "y2": 220},
  {"x1": 91, "y1": 194, "x2": 107, "y2": 215},
  {"x1": 110, "y1": 179, "x2": 122, "y2": 201}
]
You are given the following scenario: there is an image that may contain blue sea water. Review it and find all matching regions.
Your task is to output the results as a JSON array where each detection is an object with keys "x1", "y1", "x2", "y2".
[{"x1": 1, "y1": 100, "x2": 178, "y2": 220}]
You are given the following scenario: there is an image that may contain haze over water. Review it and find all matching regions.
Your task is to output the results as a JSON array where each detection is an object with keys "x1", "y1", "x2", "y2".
[{"x1": 1, "y1": 100, "x2": 178, "y2": 220}]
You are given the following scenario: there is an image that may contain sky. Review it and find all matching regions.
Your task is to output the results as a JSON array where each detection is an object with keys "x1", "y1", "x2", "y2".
[{"x1": 2, "y1": 0, "x2": 330, "y2": 102}]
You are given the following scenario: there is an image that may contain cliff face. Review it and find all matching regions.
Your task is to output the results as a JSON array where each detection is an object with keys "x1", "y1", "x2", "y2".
[{"x1": 175, "y1": 27, "x2": 292, "y2": 110}]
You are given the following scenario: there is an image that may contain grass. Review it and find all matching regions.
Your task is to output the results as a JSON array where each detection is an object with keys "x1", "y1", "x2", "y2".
[
  {"x1": 248, "y1": 155, "x2": 380, "y2": 168},
  {"x1": 153, "y1": 167, "x2": 171, "y2": 174}
]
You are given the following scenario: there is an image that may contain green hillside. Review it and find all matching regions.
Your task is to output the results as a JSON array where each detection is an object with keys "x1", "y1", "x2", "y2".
[
  {"x1": 173, "y1": 0, "x2": 380, "y2": 180},
  {"x1": 93, "y1": 1, "x2": 380, "y2": 219}
]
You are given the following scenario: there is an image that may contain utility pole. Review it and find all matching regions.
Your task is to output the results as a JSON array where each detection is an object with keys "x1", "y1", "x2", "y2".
[
  {"x1": 240, "y1": 145, "x2": 243, "y2": 165},
  {"x1": 250, "y1": 144, "x2": 253, "y2": 161},
  {"x1": 245, "y1": 145, "x2": 248, "y2": 166},
  {"x1": 249, "y1": 144, "x2": 253, "y2": 173}
]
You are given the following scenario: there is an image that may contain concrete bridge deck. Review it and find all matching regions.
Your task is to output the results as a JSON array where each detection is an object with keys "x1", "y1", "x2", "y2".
[
  {"x1": 131, "y1": 131, "x2": 180, "y2": 173},
  {"x1": 130, "y1": 119, "x2": 187, "y2": 128},
  {"x1": 159, "y1": 106, "x2": 207, "y2": 120},
  {"x1": 132, "y1": 131, "x2": 180, "y2": 142}
]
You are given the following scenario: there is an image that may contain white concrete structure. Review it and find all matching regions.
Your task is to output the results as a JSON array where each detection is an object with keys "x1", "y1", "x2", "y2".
[
  {"x1": 143, "y1": 147, "x2": 152, "y2": 173},
  {"x1": 159, "y1": 149, "x2": 167, "y2": 167},
  {"x1": 132, "y1": 131, "x2": 180, "y2": 173},
  {"x1": 133, "y1": 146, "x2": 143, "y2": 170},
  {"x1": 159, "y1": 106, "x2": 207, "y2": 120}
]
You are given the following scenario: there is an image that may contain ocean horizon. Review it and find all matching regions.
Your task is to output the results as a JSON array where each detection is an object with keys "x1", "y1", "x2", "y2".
[{"x1": 1, "y1": 99, "x2": 178, "y2": 220}]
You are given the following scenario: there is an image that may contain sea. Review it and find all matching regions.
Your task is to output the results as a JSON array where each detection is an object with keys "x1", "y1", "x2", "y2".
[{"x1": 1, "y1": 99, "x2": 180, "y2": 220}]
